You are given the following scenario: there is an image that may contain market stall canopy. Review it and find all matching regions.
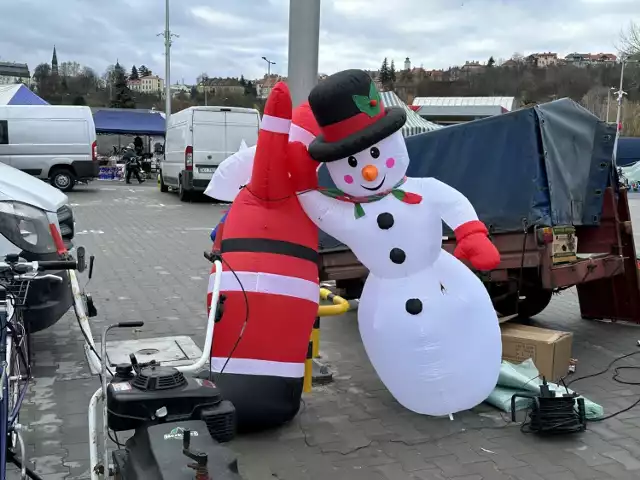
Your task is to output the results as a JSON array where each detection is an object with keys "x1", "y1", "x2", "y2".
[
  {"x1": 379, "y1": 91, "x2": 441, "y2": 136},
  {"x1": 0, "y1": 84, "x2": 48, "y2": 105},
  {"x1": 92, "y1": 108, "x2": 166, "y2": 136},
  {"x1": 412, "y1": 96, "x2": 517, "y2": 118}
]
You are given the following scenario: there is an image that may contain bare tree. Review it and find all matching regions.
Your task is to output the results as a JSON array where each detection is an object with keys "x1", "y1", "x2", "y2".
[
  {"x1": 102, "y1": 65, "x2": 117, "y2": 85},
  {"x1": 511, "y1": 52, "x2": 525, "y2": 64},
  {"x1": 581, "y1": 86, "x2": 610, "y2": 120},
  {"x1": 59, "y1": 61, "x2": 81, "y2": 77},
  {"x1": 619, "y1": 21, "x2": 640, "y2": 58}
]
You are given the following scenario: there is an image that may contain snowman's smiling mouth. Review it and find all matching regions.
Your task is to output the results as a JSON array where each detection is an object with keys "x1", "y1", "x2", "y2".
[{"x1": 361, "y1": 175, "x2": 387, "y2": 191}]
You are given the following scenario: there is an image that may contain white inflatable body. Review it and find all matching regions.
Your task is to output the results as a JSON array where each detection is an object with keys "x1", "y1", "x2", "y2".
[
  {"x1": 204, "y1": 143, "x2": 256, "y2": 202},
  {"x1": 204, "y1": 120, "x2": 318, "y2": 203},
  {"x1": 297, "y1": 130, "x2": 501, "y2": 416}
]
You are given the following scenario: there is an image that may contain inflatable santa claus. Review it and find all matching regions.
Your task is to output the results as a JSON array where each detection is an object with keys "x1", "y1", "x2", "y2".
[{"x1": 206, "y1": 85, "x2": 321, "y2": 431}]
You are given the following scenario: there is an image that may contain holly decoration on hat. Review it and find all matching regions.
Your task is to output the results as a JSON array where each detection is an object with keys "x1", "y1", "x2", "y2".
[{"x1": 352, "y1": 81, "x2": 382, "y2": 118}]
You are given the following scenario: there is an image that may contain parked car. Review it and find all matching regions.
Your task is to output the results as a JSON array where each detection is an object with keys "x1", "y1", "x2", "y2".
[
  {"x1": 0, "y1": 105, "x2": 99, "y2": 192},
  {"x1": 160, "y1": 106, "x2": 260, "y2": 201},
  {"x1": 0, "y1": 162, "x2": 76, "y2": 332}
]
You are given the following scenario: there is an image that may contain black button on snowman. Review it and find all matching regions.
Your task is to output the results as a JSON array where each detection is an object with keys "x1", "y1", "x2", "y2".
[{"x1": 376, "y1": 212, "x2": 394, "y2": 229}]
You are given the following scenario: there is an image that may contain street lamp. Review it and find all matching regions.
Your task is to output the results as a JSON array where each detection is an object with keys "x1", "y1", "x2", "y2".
[
  {"x1": 158, "y1": 0, "x2": 178, "y2": 129},
  {"x1": 606, "y1": 86, "x2": 615, "y2": 123},
  {"x1": 261, "y1": 56, "x2": 276, "y2": 77},
  {"x1": 199, "y1": 81, "x2": 208, "y2": 106},
  {"x1": 612, "y1": 57, "x2": 638, "y2": 168}
]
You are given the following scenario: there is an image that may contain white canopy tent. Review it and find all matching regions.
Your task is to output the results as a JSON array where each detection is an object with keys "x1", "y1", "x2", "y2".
[{"x1": 380, "y1": 91, "x2": 442, "y2": 137}]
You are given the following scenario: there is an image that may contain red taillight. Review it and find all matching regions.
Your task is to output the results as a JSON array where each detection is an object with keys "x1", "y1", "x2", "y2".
[
  {"x1": 536, "y1": 227, "x2": 554, "y2": 245},
  {"x1": 92, "y1": 141, "x2": 97, "y2": 161},
  {"x1": 185, "y1": 146, "x2": 193, "y2": 171}
]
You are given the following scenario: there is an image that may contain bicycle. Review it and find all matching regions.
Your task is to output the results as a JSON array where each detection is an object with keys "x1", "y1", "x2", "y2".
[{"x1": 0, "y1": 254, "x2": 77, "y2": 480}]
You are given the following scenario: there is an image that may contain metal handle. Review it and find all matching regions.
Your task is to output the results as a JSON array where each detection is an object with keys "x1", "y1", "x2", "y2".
[
  {"x1": 88, "y1": 255, "x2": 95, "y2": 280},
  {"x1": 117, "y1": 321, "x2": 144, "y2": 328},
  {"x1": 183, "y1": 429, "x2": 191, "y2": 450},
  {"x1": 510, "y1": 392, "x2": 537, "y2": 421}
]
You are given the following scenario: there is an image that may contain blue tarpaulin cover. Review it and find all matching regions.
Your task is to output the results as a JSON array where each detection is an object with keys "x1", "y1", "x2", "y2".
[
  {"x1": 318, "y1": 98, "x2": 616, "y2": 251},
  {"x1": 92, "y1": 108, "x2": 165, "y2": 136},
  {"x1": 617, "y1": 137, "x2": 640, "y2": 167}
]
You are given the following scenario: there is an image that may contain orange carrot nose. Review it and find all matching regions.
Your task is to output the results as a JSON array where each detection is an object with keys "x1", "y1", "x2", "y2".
[{"x1": 361, "y1": 164, "x2": 378, "y2": 181}]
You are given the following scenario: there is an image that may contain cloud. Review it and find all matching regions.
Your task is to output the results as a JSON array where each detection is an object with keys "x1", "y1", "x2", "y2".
[
  {"x1": 0, "y1": 0, "x2": 637, "y2": 85},
  {"x1": 191, "y1": 7, "x2": 249, "y2": 29}
]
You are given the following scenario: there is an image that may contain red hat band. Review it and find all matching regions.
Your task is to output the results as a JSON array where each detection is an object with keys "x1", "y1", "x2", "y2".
[{"x1": 321, "y1": 108, "x2": 385, "y2": 143}]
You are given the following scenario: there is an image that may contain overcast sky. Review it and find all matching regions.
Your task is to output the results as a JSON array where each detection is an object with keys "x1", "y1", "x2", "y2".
[{"x1": 0, "y1": 0, "x2": 637, "y2": 84}]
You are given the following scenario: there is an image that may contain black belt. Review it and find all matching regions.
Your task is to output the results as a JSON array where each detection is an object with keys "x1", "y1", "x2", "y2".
[{"x1": 221, "y1": 238, "x2": 318, "y2": 263}]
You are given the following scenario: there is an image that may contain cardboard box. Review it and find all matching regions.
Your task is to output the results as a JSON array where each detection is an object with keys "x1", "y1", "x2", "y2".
[{"x1": 500, "y1": 324, "x2": 573, "y2": 382}]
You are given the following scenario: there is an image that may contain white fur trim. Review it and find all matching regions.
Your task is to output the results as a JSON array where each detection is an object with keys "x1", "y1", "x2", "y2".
[
  {"x1": 261, "y1": 114, "x2": 292, "y2": 134},
  {"x1": 289, "y1": 124, "x2": 316, "y2": 146},
  {"x1": 210, "y1": 357, "x2": 304, "y2": 377},
  {"x1": 208, "y1": 270, "x2": 319, "y2": 304}
]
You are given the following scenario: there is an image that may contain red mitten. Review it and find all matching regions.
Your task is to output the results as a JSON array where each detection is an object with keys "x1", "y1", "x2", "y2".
[
  {"x1": 453, "y1": 220, "x2": 500, "y2": 271},
  {"x1": 288, "y1": 141, "x2": 320, "y2": 192}
]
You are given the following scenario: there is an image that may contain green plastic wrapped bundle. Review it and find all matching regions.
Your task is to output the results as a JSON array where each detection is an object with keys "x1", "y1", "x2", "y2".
[{"x1": 485, "y1": 359, "x2": 604, "y2": 420}]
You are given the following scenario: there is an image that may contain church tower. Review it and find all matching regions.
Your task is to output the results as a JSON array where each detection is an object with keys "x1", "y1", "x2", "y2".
[{"x1": 51, "y1": 46, "x2": 59, "y2": 75}]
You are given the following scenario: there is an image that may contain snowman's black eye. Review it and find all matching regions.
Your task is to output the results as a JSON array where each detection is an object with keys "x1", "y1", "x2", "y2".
[
  {"x1": 347, "y1": 156, "x2": 358, "y2": 167},
  {"x1": 370, "y1": 147, "x2": 380, "y2": 159}
]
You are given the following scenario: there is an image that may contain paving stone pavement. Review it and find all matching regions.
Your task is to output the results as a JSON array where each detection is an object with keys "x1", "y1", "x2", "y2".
[{"x1": 11, "y1": 182, "x2": 640, "y2": 479}]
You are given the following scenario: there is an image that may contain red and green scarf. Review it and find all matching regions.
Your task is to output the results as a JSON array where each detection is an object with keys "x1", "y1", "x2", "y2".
[{"x1": 317, "y1": 176, "x2": 422, "y2": 219}]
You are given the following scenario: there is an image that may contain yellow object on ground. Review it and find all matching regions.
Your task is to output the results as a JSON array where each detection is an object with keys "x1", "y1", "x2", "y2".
[{"x1": 303, "y1": 288, "x2": 350, "y2": 392}]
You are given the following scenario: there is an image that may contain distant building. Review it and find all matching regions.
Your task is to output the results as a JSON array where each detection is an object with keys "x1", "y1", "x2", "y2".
[
  {"x1": 526, "y1": 52, "x2": 559, "y2": 67},
  {"x1": 460, "y1": 61, "x2": 485, "y2": 75},
  {"x1": 564, "y1": 52, "x2": 617, "y2": 67},
  {"x1": 424, "y1": 69, "x2": 445, "y2": 81},
  {"x1": 196, "y1": 77, "x2": 245, "y2": 97},
  {"x1": 404, "y1": 57, "x2": 411, "y2": 71},
  {"x1": 170, "y1": 83, "x2": 192, "y2": 97},
  {"x1": 128, "y1": 75, "x2": 165, "y2": 95},
  {"x1": 255, "y1": 74, "x2": 284, "y2": 99},
  {"x1": 0, "y1": 62, "x2": 30, "y2": 85}
]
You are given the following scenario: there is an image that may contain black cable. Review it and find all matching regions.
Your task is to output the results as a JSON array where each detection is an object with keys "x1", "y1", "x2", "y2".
[
  {"x1": 520, "y1": 396, "x2": 586, "y2": 434},
  {"x1": 565, "y1": 348, "x2": 640, "y2": 422},
  {"x1": 216, "y1": 254, "x2": 249, "y2": 375},
  {"x1": 108, "y1": 430, "x2": 123, "y2": 448}
]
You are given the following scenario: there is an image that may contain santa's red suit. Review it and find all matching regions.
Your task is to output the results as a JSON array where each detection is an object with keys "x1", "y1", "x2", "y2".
[{"x1": 206, "y1": 84, "x2": 321, "y2": 431}]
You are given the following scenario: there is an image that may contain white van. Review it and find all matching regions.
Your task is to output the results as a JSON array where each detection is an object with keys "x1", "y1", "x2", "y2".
[
  {"x1": 160, "y1": 106, "x2": 260, "y2": 201},
  {"x1": 0, "y1": 105, "x2": 98, "y2": 192}
]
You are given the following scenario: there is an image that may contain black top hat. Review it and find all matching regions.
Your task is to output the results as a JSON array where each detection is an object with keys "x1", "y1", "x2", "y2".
[{"x1": 307, "y1": 69, "x2": 406, "y2": 163}]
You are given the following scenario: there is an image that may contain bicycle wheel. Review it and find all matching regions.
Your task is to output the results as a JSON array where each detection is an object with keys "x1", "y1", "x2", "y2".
[
  {"x1": 0, "y1": 294, "x2": 9, "y2": 480},
  {"x1": 6, "y1": 308, "x2": 29, "y2": 451}
]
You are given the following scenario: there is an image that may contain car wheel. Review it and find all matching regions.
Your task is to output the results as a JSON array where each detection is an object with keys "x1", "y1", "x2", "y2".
[
  {"x1": 159, "y1": 171, "x2": 168, "y2": 192},
  {"x1": 50, "y1": 169, "x2": 76, "y2": 192},
  {"x1": 178, "y1": 180, "x2": 190, "y2": 202}
]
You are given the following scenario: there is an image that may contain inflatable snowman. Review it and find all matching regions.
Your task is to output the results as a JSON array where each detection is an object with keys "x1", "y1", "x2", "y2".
[{"x1": 289, "y1": 69, "x2": 502, "y2": 416}]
